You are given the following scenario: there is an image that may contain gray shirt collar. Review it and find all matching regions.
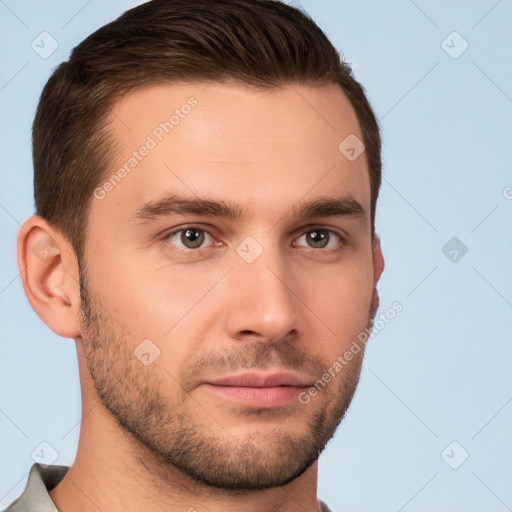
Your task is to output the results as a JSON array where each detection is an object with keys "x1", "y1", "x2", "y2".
[{"x1": 4, "y1": 464, "x2": 68, "y2": 512}]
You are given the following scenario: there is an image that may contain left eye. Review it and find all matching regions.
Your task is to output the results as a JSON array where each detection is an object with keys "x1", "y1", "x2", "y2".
[
  {"x1": 165, "y1": 227, "x2": 213, "y2": 249},
  {"x1": 294, "y1": 229, "x2": 341, "y2": 249}
]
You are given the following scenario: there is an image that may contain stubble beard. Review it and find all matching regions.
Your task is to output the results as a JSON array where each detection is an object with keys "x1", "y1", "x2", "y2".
[{"x1": 78, "y1": 268, "x2": 376, "y2": 492}]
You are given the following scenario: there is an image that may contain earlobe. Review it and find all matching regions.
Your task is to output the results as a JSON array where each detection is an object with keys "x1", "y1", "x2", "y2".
[{"x1": 17, "y1": 216, "x2": 82, "y2": 339}]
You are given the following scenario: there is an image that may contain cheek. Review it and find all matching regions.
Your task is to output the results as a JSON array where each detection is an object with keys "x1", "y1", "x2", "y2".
[
  {"x1": 86, "y1": 247, "x2": 226, "y2": 347},
  {"x1": 296, "y1": 257, "x2": 374, "y2": 345}
]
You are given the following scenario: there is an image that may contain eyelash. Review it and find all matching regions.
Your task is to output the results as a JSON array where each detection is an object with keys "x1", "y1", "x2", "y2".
[{"x1": 161, "y1": 225, "x2": 346, "y2": 254}]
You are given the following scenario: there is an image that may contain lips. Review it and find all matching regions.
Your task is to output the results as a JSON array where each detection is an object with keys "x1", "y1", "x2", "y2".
[
  {"x1": 202, "y1": 371, "x2": 314, "y2": 408},
  {"x1": 205, "y1": 371, "x2": 313, "y2": 388}
]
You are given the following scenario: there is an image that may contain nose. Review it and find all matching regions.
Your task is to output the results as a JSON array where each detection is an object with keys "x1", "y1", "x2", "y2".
[{"x1": 223, "y1": 245, "x2": 299, "y2": 343}]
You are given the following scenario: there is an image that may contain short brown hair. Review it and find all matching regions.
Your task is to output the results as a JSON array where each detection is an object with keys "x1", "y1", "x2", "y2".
[{"x1": 33, "y1": 0, "x2": 381, "y2": 261}]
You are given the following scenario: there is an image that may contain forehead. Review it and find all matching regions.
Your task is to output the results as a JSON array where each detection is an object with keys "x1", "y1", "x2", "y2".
[{"x1": 94, "y1": 82, "x2": 370, "y2": 225}]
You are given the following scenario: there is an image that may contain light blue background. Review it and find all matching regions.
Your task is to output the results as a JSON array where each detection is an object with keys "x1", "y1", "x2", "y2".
[{"x1": 1, "y1": 1, "x2": 511, "y2": 510}]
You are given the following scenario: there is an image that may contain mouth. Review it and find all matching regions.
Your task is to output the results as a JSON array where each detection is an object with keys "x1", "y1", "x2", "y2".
[{"x1": 202, "y1": 371, "x2": 314, "y2": 408}]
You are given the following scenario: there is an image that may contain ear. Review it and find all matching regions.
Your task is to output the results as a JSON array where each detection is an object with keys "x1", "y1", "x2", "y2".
[
  {"x1": 17, "y1": 215, "x2": 82, "y2": 339},
  {"x1": 372, "y1": 233, "x2": 385, "y2": 285},
  {"x1": 369, "y1": 233, "x2": 385, "y2": 317}
]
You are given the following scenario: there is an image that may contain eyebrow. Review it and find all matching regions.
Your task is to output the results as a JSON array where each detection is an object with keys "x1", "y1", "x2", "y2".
[{"x1": 129, "y1": 193, "x2": 366, "y2": 224}]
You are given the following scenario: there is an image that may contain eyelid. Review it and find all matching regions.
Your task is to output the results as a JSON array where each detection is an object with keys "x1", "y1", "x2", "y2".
[{"x1": 291, "y1": 224, "x2": 346, "y2": 238}]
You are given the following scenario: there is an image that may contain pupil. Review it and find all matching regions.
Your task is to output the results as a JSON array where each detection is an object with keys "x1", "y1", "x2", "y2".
[{"x1": 182, "y1": 228, "x2": 204, "y2": 248}]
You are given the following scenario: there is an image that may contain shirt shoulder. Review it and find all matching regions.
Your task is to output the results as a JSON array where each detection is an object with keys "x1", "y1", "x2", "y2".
[
  {"x1": 318, "y1": 498, "x2": 334, "y2": 512},
  {"x1": 3, "y1": 464, "x2": 69, "y2": 512}
]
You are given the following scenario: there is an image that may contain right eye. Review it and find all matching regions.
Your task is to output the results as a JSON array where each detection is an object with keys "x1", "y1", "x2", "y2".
[{"x1": 164, "y1": 226, "x2": 216, "y2": 250}]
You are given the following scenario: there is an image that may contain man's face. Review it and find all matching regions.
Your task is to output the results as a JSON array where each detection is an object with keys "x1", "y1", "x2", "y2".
[{"x1": 79, "y1": 82, "x2": 380, "y2": 490}]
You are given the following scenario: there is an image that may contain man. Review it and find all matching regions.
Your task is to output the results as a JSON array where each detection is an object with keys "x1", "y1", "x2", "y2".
[{"x1": 8, "y1": 0, "x2": 384, "y2": 510}]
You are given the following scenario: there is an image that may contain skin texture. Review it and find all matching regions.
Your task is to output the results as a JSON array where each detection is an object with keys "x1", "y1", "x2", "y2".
[{"x1": 18, "y1": 82, "x2": 384, "y2": 512}]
